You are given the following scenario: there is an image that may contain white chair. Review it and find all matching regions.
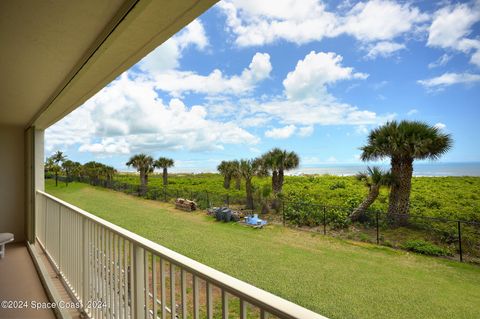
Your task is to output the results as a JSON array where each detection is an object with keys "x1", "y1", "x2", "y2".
[{"x1": 0, "y1": 233, "x2": 14, "y2": 258}]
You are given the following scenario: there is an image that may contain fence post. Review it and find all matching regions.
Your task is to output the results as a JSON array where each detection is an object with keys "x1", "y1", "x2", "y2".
[
  {"x1": 164, "y1": 187, "x2": 167, "y2": 202},
  {"x1": 458, "y1": 221, "x2": 463, "y2": 262},
  {"x1": 132, "y1": 243, "x2": 146, "y2": 318},
  {"x1": 206, "y1": 191, "x2": 210, "y2": 208},
  {"x1": 226, "y1": 194, "x2": 230, "y2": 207},
  {"x1": 323, "y1": 206, "x2": 327, "y2": 235},
  {"x1": 376, "y1": 211, "x2": 380, "y2": 245},
  {"x1": 282, "y1": 201, "x2": 285, "y2": 226}
]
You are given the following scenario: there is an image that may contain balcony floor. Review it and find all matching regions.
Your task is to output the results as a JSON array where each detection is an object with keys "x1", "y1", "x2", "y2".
[{"x1": 0, "y1": 243, "x2": 55, "y2": 319}]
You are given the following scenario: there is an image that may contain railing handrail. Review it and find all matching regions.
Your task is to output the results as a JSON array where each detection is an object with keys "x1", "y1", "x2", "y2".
[{"x1": 36, "y1": 190, "x2": 327, "y2": 319}]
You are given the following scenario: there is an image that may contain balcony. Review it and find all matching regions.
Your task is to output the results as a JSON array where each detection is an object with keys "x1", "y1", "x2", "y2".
[{"x1": 32, "y1": 190, "x2": 326, "y2": 319}]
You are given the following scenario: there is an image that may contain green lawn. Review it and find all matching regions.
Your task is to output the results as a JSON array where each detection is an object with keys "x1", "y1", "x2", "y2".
[{"x1": 46, "y1": 180, "x2": 480, "y2": 319}]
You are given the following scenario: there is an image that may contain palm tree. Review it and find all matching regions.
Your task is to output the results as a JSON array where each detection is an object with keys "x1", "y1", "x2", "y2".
[
  {"x1": 231, "y1": 160, "x2": 242, "y2": 190},
  {"x1": 45, "y1": 157, "x2": 61, "y2": 186},
  {"x1": 239, "y1": 158, "x2": 267, "y2": 209},
  {"x1": 217, "y1": 160, "x2": 234, "y2": 189},
  {"x1": 360, "y1": 121, "x2": 452, "y2": 218},
  {"x1": 61, "y1": 160, "x2": 75, "y2": 186},
  {"x1": 154, "y1": 157, "x2": 174, "y2": 186},
  {"x1": 350, "y1": 167, "x2": 392, "y2": 221},
  {"x1": 83, "y1": 161, "x2": 103, "y2": 185},
  {"x1": 47, "y1": 151, "x2": 67, "y2": 186},
  {"x1": 126, "y1": 154, "x2": 154, "y2": 192},
  {"x1": 262, "y1": 148, "x2": 300, "y2": 208}
]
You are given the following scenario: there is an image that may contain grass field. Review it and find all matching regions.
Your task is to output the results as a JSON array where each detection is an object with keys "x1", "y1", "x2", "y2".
[{"x1": 46, "y1": 180, "x2": 480, "y2": 319}]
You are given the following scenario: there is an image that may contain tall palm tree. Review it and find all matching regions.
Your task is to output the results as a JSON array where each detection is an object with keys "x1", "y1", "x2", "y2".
[
  {"x1": 350, "y1": 167, "x2": 392, "y2": 221},
  {"x1": 360, "y1": 121, "x2": 452, "y2": 218},
  {"x1": 262, "y1": 148, "x2": 300, "y2": 209},
  {"x1": 217, "y1": 160, "x2": 234, "y2": 189},
  {"x1": 262, "y1": 148, "x2": 300, "y2": 195},
  {"x1": 47, "y1": 151, "x2": 66, "y2": 186},
  {"x1": 61, "y1": 160, "x2": 75, "y2": 186},
  {"x1": 239, "y1": 158, "x2": 267, "y2": 209},
  {"x1": 231, "y1": 160, "x2": 242, "y2": 190},
  {"x1": 126, "y1": 154, "x2": 154, "y2": 192},
  {"x1": 154, "y1": 157, "x2": 174, "y2": 186},
  {"x1": 45, "y1": 157, "x2": 61, "y2": 186}
]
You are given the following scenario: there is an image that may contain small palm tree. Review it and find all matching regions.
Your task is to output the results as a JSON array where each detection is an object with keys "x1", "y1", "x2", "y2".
[
  {"x1": 350, "y1": 167, "x2": 392, "y2": 221},
  {"x1": 239, "y1": 158, "x2": 267, "y2": 209},
  {"x1": 217, "y1": 160, "x2": 234, "y2": 189},
  {"x1": 360, "y1": 121, "x2": 452, "y2": 217},
  {"x1": 48, "y1": 151, "x2": 67, "y2": 186},
  {"x1": 61, "y1": 160, "x2": 75, "y2": 186},
  {"x1": 45, "y1": 157, "x2": 61, "y2": 186},
  {"x1": 126, "y1": 154, "x2": 154, "y2": 192},
  {"x1": 231, "y1": 160, "x2": 242, "y2": 190},
  {"x1": 262, "y1": 148, "x2": 299, "y2": 208},
  {"x1": 154, "y1": 157, "x2": 174, "y2": 186}
]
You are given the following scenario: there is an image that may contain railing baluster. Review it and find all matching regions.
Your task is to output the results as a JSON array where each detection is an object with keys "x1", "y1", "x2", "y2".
[
  {"x1": 206, "y1": 282, "x2": 213, "y2": 319},
  {"x1": 144, "y1": 250, "x2": 149, "y2": 319},
  {"x1": 152, "y1": 255, "x2": 158, "y2": 319},
  {"x1": 180, "y1": 270, "x2": 187, "y2": 319},
  {"x1": 222, "y1": 289, "x2": 228, "y2": 319},
  {"x1": 193, "y1": 275, "x2": 199, "y2": 319},
  {"x1": 170, "y1": 263, "x2": 176, "y2": 319},
  {"x1": 133, "y1": 243, "x2": 146, "y2": 319},
  {"x1": 160, "y1": 258, "x2": 166, "y2": 319},
  {"x1": 239, "y1": 299, "x2": 246, "y2": 319}
]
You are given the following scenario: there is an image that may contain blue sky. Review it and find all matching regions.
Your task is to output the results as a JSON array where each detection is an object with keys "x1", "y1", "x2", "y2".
[{"x1": 46, "y1": 0, "x2": 480, "y2": 172}]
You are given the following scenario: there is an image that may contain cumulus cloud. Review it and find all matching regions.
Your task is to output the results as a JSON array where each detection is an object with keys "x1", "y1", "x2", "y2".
[
  {"x1": 418, "y1": 72, "x2": 480, "y2": 89},
  {"x1": 428, "y1": 53, "x2": 452, "y2": 69},
  {"x1": 434, "y1": 122, "x2": 446, "y2": 130},
  {"x1": 153, "y1": 52, "x2": 271, "y2": 97},
  {"x1": 218, "y1": 0, "x2": 428, "y2": 59},
  {"x1": 283, "y1": 51, "x2": 368, "y2": 100},
  {"x1": 138, "y1": 19, "x2": 208, "y2": 74},
  {"x1": 407, "y1": 109, "x2": 418, "y2": 116},
  {"x1": 427, "y1": 2, "x2": 480, "y2": 67},
  {"x1": 46, "y1": 73, "x2": 259, "y2": 155},
  {"x1": 298, "y1": 125, "x2": 314, "y2": 137},
  {"x1": 365, "y1": 41, "x2": 406, "y2": 59},
  {"x1": 264, "y1": 125, "x2": 297, "y2": 139}
]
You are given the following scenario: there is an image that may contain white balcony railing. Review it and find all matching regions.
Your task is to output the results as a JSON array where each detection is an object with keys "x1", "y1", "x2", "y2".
[{"x1": 35, "y1": 190, "x2": 326, "y2": 319}]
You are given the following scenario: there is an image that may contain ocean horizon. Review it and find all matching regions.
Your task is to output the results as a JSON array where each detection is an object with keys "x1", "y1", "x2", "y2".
[{"x1": 155, "y1": 162, "x2": 480, "y2": 177}]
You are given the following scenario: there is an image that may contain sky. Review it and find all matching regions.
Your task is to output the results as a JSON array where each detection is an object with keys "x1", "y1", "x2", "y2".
[{"x1": 45, "y1": 0, "x2": 480, "y2": 172}]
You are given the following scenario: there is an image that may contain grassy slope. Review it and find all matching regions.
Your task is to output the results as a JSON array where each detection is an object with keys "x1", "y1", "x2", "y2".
[{"x1": 46, "y1": 180, "x2": 480, "y2": 319}]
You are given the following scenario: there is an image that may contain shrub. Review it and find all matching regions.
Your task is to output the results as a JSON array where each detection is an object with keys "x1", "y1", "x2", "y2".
[
  {"x1": 329, "y1": 181, "x2": 346, "y2": 190},
  {"x1": 403, "y1": 240, "x2": 452, "y2": 257},
  {"x1": 284, "y1": 192, "x2": 321, "y2": 226}
]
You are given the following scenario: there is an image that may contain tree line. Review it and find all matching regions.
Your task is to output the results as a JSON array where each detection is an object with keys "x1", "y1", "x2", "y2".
[{"x1": 45, "y1": 120, "x2": 452, "y2": 220}]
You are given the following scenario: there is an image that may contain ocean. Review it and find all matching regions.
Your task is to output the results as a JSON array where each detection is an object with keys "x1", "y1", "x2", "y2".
[{"x1": 169, "y1": 162, "x2": 480, "y2": 177}]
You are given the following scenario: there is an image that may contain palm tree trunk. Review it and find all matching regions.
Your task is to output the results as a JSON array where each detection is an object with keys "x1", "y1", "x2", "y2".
[
  {"x1": 162, "y1": 167, "x2": 168, "y2": 186},
  {"x1": 350, "y1": 185, "x2": 379, "y2": 221},
  {"x1": 235, "y1": 177, "x2": 241, "y2": 190},
  {"x1": 272, "y1": 171, "x2": 278, "y2": 194},
  {"x1": 245, "y1": 179, "x2": 254, "y2": 209},
  {"x1": 388, "y1": 157, "x2": 413, "y2": 224},
  {"x1": 55, "y1": 173, "x2": 58, "y2": 187},
  {"x1": 223, "y1": 176, "x2": 231, "y2": 189}
]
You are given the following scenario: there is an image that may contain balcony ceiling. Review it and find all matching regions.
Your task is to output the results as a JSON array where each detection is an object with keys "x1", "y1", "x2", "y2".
[{"x1": 0, "y1": 0, "x2": 217, "y2": 129}]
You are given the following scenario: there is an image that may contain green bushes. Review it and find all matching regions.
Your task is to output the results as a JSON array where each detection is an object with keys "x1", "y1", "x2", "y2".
[{"x1": 403, "y1": 240, "x2": 453, "y2": 257}]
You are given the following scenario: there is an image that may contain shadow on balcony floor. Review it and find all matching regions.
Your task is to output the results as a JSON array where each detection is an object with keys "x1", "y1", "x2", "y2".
[{"x1": 0, "y1": 243, "x2": 55, "y2": 319}]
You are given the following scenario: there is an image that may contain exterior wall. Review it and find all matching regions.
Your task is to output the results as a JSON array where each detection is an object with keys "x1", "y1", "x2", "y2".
[{"x1": 0, "y1": 125, "x2": 25, "y2": 242}]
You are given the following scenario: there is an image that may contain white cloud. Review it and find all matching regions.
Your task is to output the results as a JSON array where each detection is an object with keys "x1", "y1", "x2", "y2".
[
  {"x1": 427, "y1": 3, "x2": 480, "y2": 67},
  {"x1": 153, "y1": 52, "x2": 271, "y2": 97},
  {"x1": 365, "y1": 41, "x2": 406, "y2": 59},
  {"x1": 297, "y1": 125, "x2": 314, "y2": 137},
  {"x1": 339, "y1": 0, "x2": 429, "y2": 42},
  {"x1": 283, "y1": 51, "x2": 368, "y2": 100},
  {"x1": 407, "y1": 109, "x2": 418, "y2": 116},
  {"x1": 219, "y1": 0, "x2": 428, "y2": 52},
  {"x1": 428, "y1": 54, "x2": 452, "y2": 69},
  {"x1": 355, "y1": 125, "x2": 369, "y2": 134},
  {"x1": 264, "y1": 125, "x2": 296, "y2": 139},
  {"x1": 46, "y1": 73, "x2": 259, "y2": 155},
  {"x1": 434, "y1": 122, "x2": 446, "y2": 130},
  {"x1": 218, "y1": 0, "x2": 338, "y2": 46},
  {"x1": 138, "y1": 19, "x2": 208, "y2": 74},
  {"x1": 418, "y1": 72, "x2": 480, "y2": 89}
]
